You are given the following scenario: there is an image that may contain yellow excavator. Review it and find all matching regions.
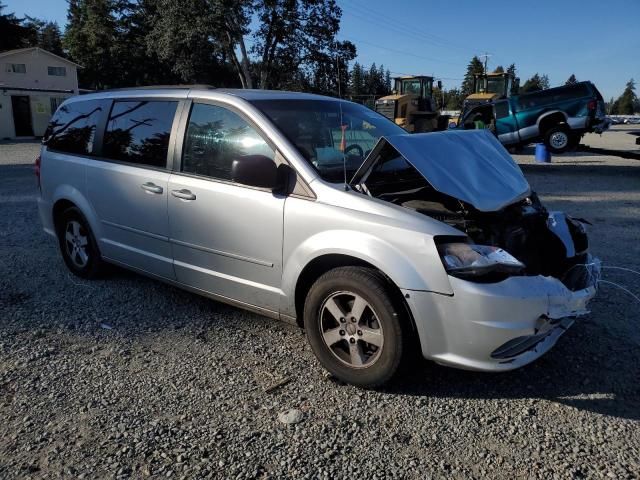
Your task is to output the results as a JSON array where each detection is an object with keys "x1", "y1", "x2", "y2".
[{"x1": 374, "y1": 75, "x2": 448, "y2": 133}]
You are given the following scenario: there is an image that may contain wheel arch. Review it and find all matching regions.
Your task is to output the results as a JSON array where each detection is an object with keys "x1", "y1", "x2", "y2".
[
  {"x1": 51, "y1": 185, "x2": 102, "y2": 240},
  {"x1": 537, "y1": 110, "x2": 569, "y2": 134},
  {"x1": 292, "y1": 253, "x2": 418, "y2": 335}
]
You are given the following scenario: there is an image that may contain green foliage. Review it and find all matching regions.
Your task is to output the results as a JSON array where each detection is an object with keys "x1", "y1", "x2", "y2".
[
  {"x1": 565, "y1": 74, "x2": 577, "y2": 85},
  {"x1": 493, "y1": 65, "x2": 504, "y2": 73},
  {"x1": 521, "y1": 73, "x2": 550, "y2": 92},
  {"x1": 21, "y1": 16, "x2": 64, "y2": 55},
  {"x1": 461, "y1": 56, "x2": 484, "y2": 96},
  {"x1": 0, "y1": 3, "x2": 33, "y2": 50},
  {"x1": 63, "y1": 0, "x2": 121, "y2": 89},
  {"x1": 611, "y1": 78, "x2": 637, "y2": 114},
  {"x1": 347, "y1": 62, "x2": 390, "y2": 101}
]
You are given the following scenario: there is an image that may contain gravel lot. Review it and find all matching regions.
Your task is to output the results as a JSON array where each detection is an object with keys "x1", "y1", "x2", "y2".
[{"x1": 1, "y1": 136, "x2": 639, "y2": 479}]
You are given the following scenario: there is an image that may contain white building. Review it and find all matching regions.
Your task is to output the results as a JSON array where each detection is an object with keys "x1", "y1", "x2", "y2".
[{"x1": 0, "y1": 47, "x2": 81, "y2": 139}]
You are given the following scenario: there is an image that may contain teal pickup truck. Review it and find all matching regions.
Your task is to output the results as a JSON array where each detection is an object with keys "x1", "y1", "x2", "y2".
[{"x1": 459, "y1": 81, "x2": 610, "y2": 153}]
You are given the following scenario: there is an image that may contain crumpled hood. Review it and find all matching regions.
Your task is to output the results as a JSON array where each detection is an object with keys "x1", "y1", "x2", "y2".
[{"x1": 351, "y1": 129, "x2": 531, "y2": 212}]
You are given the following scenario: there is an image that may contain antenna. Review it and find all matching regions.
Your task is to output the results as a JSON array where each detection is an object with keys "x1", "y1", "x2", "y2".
[{"x1": 335, "y1": 44, "x2": 348, "y2": 191}]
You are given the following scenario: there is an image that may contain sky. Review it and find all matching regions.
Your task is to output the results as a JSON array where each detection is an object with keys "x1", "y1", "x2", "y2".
[{"x1": 4, "y1": 0, "x2": 639, "y2": 100}]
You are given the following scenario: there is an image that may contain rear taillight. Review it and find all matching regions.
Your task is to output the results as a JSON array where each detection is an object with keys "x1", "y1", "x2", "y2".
[
  {"x1": 35, "y1": 155, "x2": 41, "y2": 191},
  {"x1": 587, "y1": 100, "x2": 597, "y2": 111}
]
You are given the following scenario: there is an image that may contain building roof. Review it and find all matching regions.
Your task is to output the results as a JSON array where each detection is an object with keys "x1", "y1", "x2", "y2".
[{"x1": 0, "y1": 47, "x2": 82, "y2": 68}]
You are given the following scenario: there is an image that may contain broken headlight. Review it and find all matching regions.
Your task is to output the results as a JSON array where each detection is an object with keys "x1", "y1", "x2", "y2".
[{"x1": 437, "y1": 242, "x2": 525, "y2": 278}]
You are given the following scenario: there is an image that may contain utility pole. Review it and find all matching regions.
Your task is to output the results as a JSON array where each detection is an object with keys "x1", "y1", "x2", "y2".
[{"x1": 479, "y1": 53, "x2": 492, "y2": 74}]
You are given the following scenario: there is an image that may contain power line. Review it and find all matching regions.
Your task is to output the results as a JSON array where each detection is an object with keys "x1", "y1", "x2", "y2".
[
  {"x1": 342, "y1": 35, "x2": 461, "y2": 66},
  {"x1": 340, "y1": 0, "x2": 476, "y2": 55}
]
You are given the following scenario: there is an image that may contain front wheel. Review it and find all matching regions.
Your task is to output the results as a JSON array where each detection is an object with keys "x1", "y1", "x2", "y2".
[
  {"x1": 544, "y1": 125, "x2": 571, "y2": 153},
  {"x1": 303, "y1": 267, "x2": 407, "y2": 388}
]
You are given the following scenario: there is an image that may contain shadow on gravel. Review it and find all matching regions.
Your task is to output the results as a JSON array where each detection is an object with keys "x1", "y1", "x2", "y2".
[
  {"x1": 520, "y1": 163, "x2": 640, "y2": 177},
  {"x1": 386, "y1": 329, "x2": 640, "y2": 421},
  {"x1": 379, "y1": 242, "x2": 640, "y2": 420}
]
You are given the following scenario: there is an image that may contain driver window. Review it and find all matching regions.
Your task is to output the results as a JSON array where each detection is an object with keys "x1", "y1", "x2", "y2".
[{"x1": 182, "y1": 103, "x2": 274, "y2": 181}]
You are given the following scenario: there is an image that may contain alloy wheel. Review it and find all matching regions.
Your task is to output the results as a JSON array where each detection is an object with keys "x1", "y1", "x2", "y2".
[
  {"x1": 64, "y1": 220, "x2": 89, "y2": 268},
  {"x1": 319, "y1": 291, "x2": 384, "y2": 368}
]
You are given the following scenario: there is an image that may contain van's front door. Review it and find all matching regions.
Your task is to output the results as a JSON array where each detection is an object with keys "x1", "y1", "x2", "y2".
[{"x1": 167, "y1": 102, "x2": 285, "y2": 313}]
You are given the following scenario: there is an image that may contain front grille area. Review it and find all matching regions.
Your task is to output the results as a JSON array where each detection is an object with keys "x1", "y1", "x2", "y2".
[{"x1": 376, "y1": 103, "x2": 396, "y2": 121}]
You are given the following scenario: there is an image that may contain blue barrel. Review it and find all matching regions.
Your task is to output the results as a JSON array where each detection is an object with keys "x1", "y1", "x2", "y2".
[{"x1": 535, "y1": 143, "x2": 551, "y2": 163}]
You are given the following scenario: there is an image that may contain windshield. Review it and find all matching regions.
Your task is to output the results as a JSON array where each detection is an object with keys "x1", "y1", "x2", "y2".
[
  {"x1": 485, "y1": 77, "x2": 507, "y2": 95},
  {"x1": 251, "y1": 99, "x2": 406, "y2": 183}
]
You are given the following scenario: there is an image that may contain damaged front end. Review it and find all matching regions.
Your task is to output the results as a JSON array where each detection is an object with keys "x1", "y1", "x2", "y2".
[
  {"x1": 352, "y1": 129, "x2": 599, "y2": 368},
  {"x1": 352, "y1": 129, "x2": 598, "y2": 292}
]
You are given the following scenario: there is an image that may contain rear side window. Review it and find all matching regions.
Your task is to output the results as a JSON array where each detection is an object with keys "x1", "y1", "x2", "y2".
[
  {"x1": 103, "y1": 100, "x2": 178, "y2": 168},
  {"x1": 181, "y1": 103, "x2": 274, "y2": 181},
  {"x1": 44, "y1": 99, "x2": 108, "y2": 155}
]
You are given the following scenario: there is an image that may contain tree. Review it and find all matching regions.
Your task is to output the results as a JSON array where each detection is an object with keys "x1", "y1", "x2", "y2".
[
  {"x1": 349, "y1": 62, "x2": 364, "y2": 96},
  {"x1": 565, "y1": 74, "x2": 578, "y2": 85},
  {"x1": 63, "y1": 0, "x2": 121, "y2": 89},
  {"x1": 384, "y1": 68, "x2": 391, "y2": 93},
  {"x1": 612, "y1": 79, "x2": 637, "y2": 115},
  {"x1": 506, "y1": 63, "x2": 517, "y2": 77},
  {"x1": 0, "y1": 3, "x2": 35, "y2": 50},
  {"x1": 521, "y1": 73, "x2": 550, "y2": 92},
  {"x1": 461, "y1": 56, "x2": 484, "y2": 95},
  {"x1": 493, "y1": 65, "x2": 504, "y2": 73},
  {"x1": 145, "y1": 0, "x2": 227, "y2": 84}
]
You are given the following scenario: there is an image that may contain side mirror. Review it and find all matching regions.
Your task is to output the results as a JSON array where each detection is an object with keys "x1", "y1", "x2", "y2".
[{"x1": 231, "y1": 155, "x2": 279, "y2": 189}]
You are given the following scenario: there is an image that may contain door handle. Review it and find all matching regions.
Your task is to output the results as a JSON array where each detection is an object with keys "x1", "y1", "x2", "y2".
[
  {"x1": 171, "y1": 189, "x2": 196, "y2": 201},
  {"x1": 141, "y1": 182, "x2": 163, "y2": 194}
]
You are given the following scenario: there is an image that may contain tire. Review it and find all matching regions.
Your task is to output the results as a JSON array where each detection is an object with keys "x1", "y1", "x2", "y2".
[
  {"x1": 544, "y1": 125, "x2": 571, "y2": 153},
  {"x1": 303, "y1": 267, "x2": 407, "y2": 388},
  {"x1": 568, "y1": 133, "x2": 581, "y2": 151},
  {"x1": 57, "y1": 207, "x2": 104, "y2": 279}
]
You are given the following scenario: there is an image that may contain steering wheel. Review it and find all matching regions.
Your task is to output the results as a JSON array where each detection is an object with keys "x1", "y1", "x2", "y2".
[{"x1": 344, "y1": 144, "x2": 364, "y2": 157}]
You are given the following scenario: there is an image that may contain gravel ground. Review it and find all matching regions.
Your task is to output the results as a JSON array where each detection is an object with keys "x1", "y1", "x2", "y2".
[{"x1": 1, "y1": 139, "x2": 639, "y2": 479}]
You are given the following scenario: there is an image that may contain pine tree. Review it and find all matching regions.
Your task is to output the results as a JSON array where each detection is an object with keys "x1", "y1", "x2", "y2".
[
  {"x1": 565, "y1": 74, "x2": 577, "y2": 85},
  {"x1": 384, "y1": 69, "x2": 391, "y2": 94},
  {"x1": 63, "y1": 0, "x2": 120, "y2": 89},
  {"x1": 462, "y1": 56, "x2": 484, "y2": 95},
  {"x1": 349, "y1": 62, "x2": 364, "y2": 96},
  {"x1": 493, "y1": 65, "x2": 504, "y2": 73},
  {"x1": 614, "y1": 79, "x2": 637, "y2": 115},
  {"x1": 0, "y1": 3, "x2": 34, "y2": 50},
  {"x1": 521, "y1": 73, "x2": 550, "y2": 92}
]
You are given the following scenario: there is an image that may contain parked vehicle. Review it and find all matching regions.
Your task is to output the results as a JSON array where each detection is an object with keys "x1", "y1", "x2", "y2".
[
  {"x1": 38, "y1": 87, "x2": 599, "y2": 387},
  {"x1": 463, "y1": 71, "x2": 519, "y2": 110},
  {"x1": 375, "y1": 75, "x2": 449, "y2": 132},
  {"x1": 459, "y1": 81, "x2": 610, "y2": 153}
]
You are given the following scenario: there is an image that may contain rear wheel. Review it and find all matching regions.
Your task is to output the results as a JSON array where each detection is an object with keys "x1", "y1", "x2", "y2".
[
  {"x1": 57, "y1": 207, "x2": 104, "y2": 279},
  {"x1": 303, "y1": 267, "x2": 406, "y2": 388},
  {"x1": 544, "y1": 125, "x2": 571, "y2": 153}
]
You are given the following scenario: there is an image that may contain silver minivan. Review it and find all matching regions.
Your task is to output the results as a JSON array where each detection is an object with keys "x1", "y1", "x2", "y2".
[{"x1": 37, "y1": 87, "x2": 599, "y2": 387}]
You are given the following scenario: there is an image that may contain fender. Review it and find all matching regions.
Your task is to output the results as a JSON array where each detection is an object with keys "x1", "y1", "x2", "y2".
[
  {"x1": 280, "y1": 228, "x2": 453, "y2": 318},
  {"x1": 536, "y1": 110, "x2": 568, "y2": 130},
  {"x1": 51, "y1": 183, "x2": 103, "y2": 243}
]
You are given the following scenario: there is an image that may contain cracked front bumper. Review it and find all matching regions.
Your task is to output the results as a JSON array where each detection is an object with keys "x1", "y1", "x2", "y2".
[{"x1": 403, "y1": 259, "x2": 600, "y2": 372}]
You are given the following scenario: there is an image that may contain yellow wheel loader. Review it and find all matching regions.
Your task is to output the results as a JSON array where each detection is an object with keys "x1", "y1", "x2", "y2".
[
  {"x1": 463, "y1": 72, "x2": 519, "y2": 110},
  {"x1": 374, "y1": 76, "x2": 448, "y2": 133}
]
